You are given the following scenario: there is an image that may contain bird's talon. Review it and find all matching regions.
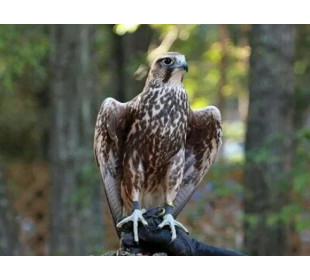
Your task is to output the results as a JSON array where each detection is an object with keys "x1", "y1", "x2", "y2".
[
  {"x1": 116, "y1": 209, "x2": 147, "y2": 242},
  {"x1": 158, "y1": 213, "x2": 187, "y2": 240}
]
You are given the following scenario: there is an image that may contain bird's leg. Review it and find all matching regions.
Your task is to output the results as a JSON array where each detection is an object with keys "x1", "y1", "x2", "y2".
[
  {"x1": 118, "y1": 154, "x2": 148, "y2": 242},
  {"x1": 158, "y1": 150, "x2": 189, "y2": 241},
  {"x1": 116, "y1": 200, "x2": 148, "y2": 243},
  {"x1": 158, "y1": 202, "x2": 189, "y2": 241}
]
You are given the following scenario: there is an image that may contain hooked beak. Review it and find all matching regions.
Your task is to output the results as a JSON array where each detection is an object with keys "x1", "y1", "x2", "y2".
[
  {"x1": 181, "y1": 62, "x2": 188, "y2": 72},
  {"x1": 172, "y1": 61, "x2": 188, "y2": 72},
  {"x1": 174, "y1": 55, "x2": 188, "y2": 72}
]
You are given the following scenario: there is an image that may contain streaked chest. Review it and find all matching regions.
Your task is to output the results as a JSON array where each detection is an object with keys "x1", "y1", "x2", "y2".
[
  {"x1": 129, "y1": 85, "x2": 189, "y2": 163},
  {"x1": 138, "y1": 85, "x2": 189, "y2": 133}
]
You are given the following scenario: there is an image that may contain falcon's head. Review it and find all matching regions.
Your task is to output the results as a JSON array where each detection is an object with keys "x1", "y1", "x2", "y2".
[{"x1": 146, "y1": 52, "x2": 188, "y2": 87}]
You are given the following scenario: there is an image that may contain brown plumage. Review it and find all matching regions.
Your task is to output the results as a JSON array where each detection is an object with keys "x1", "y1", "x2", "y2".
[{"x1": 94, "y1": 52, "x2": 222, "y2": 241}]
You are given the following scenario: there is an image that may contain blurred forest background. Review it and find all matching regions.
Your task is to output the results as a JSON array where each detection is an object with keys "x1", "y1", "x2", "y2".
[{"x1": 0, "y1": 24, "x2": 309, "y2": 256}]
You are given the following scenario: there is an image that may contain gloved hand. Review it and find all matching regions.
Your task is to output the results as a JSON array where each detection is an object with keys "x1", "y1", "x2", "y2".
[
  {"x1": 119, "y1": 207, "x2": 244, "y2": 256},
  {"x1": 119, "y1": 207, "x2": 191, "y2": 255}
]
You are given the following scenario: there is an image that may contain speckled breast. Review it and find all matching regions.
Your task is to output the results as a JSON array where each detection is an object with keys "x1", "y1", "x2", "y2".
[{"x1": 136, "y1": 86, "x2": 189, "y2": 167}]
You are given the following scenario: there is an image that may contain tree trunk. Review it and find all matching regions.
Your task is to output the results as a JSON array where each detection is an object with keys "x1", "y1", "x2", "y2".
[
  {"x1": 244, "y1": 24, "x2": 296, "y2": 255},
  {"x1": 109, "y1": 25, "x2": 126, "y2": 102},
  {"x1": 49, "y1": 24, "x2": 103, "y2": 255},
  {"x1": 295, "y1": 25, "x2": 310, "y2": 130},
  {"x1": 217, "y1": 24, "x2": 229, "y2": 121},
  {"x1": 290, "y1": 25, "x2": 310, "y2": 255},
  {"x1": 123, "y1": 24, "x2": 154, "y2": 98},
  {"x1": 109, "y1": 24, "x2": 154, "y2": 102}
]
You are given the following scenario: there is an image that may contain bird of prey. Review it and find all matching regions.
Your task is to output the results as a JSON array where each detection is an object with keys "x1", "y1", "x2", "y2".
[{"x1": 94, "y1": 52, "x2": 222, "y2": 242}]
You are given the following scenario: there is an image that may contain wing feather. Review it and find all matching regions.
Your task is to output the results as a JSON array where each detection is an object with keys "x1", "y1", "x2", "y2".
[
  {"x1": 172, "y1": 106, "x2": 222, "y2": 218},
  {"x1": 94, "y1": 97, "x2": 134, "y2": 235}
]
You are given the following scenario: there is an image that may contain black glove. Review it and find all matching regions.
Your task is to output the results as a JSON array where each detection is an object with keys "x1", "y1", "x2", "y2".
[{"x1": 119, "y1": 207, "x2": 244, "y2": 256}]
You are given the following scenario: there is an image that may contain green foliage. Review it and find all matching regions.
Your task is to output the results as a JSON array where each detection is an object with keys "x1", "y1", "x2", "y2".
[
  {"x1": 292, "y1": 128, "x2": 310, "y2": 233},
  {"x1": 171, "y1": 25, "x2": 249, "y2": 109},
  {"x1": 0, "y1": 25, "x2": 49, "y2": 92},
  {"x1": 0, "y1": 25, "x2": 49, "y2": 161}
]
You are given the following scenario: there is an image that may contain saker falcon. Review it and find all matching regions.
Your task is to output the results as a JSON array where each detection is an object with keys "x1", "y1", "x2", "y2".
[{"x1": 94, "y1": 52, "x2": 222, "y2": 242}]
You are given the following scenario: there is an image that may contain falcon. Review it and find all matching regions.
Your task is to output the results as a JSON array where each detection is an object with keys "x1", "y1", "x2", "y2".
[{"x1": 94, "y1": 52, "x2": 222, "y2": 242}]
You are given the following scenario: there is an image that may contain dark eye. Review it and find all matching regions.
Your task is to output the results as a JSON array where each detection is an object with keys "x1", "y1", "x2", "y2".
[{"x1": 163, "y1": 57, "x2": 174, "y2": 66}]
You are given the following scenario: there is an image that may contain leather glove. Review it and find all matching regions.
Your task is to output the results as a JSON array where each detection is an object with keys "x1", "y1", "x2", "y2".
[{"x1": 119, "y1": 207, "x2": 244, "y2": 256}]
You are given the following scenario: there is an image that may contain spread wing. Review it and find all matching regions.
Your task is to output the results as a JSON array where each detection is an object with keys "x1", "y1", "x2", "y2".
[
  {"x1": 172, "y1": 106, "x2": 222, "y2": 218},
  {"x1": 94, "y1": 97, "x2": 135, "y2": 235}
]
